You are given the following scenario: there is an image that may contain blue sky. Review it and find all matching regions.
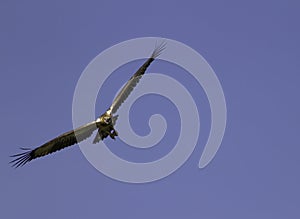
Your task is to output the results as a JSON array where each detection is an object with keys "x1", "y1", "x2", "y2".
[{"x1": 1, "y1": 1, "x2": 299, "y2": 218}]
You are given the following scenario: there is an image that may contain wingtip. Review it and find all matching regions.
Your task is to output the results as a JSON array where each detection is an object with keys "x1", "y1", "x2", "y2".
[
  {"x1": 10, "y1": 149, "x2": 33, "y2": 168},
  {"x1": 151, "y1": 40, "x2": 167, "y2": 59}
]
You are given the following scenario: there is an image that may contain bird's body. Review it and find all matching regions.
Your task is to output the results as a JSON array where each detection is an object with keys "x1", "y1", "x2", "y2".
[{"x1": 10, "y1": 42, "x2": 166, "y2": 167}]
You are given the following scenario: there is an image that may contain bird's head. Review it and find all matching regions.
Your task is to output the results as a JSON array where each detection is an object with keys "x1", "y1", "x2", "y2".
[
  {"x1": 103, "y1": 116, "x2": 111, "y2": 125},
  {"x1": 99, "y1": 113, "x2": 112, "y2": 125}
]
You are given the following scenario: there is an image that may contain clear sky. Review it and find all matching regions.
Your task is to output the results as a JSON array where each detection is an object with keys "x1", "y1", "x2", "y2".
[{"x1": 1, "y1": 1, "x2": 299, "y2": 218}]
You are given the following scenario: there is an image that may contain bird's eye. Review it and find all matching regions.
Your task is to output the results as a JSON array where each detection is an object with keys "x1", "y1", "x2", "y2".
[{"x1": 105, "y1": 118, "x2": 111, "y2": 124}]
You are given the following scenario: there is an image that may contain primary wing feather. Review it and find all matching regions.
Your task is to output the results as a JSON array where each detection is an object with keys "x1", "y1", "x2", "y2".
[
  {"x1": 10, "y1": 121, "x2": 98, "y2": 167},
  {"x1": 109, "y1": 41, "x2": 166, "y2": 114}
]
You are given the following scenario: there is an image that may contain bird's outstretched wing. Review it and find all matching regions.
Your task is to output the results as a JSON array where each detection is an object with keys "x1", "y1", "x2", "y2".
[
  {"x1": 10, "y1": 121, "x2": 98, "y2": 167},
  {"x1": 10, "y1": 42, "x2": 166, "y2": 167},
  {"x1": 108, "y1": 41, "x2": 166, "y2": 115}
]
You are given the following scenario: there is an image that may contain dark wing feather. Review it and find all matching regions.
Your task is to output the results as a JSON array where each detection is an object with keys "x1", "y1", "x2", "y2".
[
  {"x1": 109, "y1": 41, "x2": 166, "y2": 114},
  {"x1": 10, "y1": 121, "x2": 98, "y2": 167}
]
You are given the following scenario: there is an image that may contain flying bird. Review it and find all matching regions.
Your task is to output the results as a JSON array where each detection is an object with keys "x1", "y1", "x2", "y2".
[{"x1": 10, "y1": 42, "x2": 166, "y2": 168}]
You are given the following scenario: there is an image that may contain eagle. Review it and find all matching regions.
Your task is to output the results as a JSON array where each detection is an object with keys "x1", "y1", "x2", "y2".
[{"x1": 10, "y1": 42, "x2": 166, "y2": 168}]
